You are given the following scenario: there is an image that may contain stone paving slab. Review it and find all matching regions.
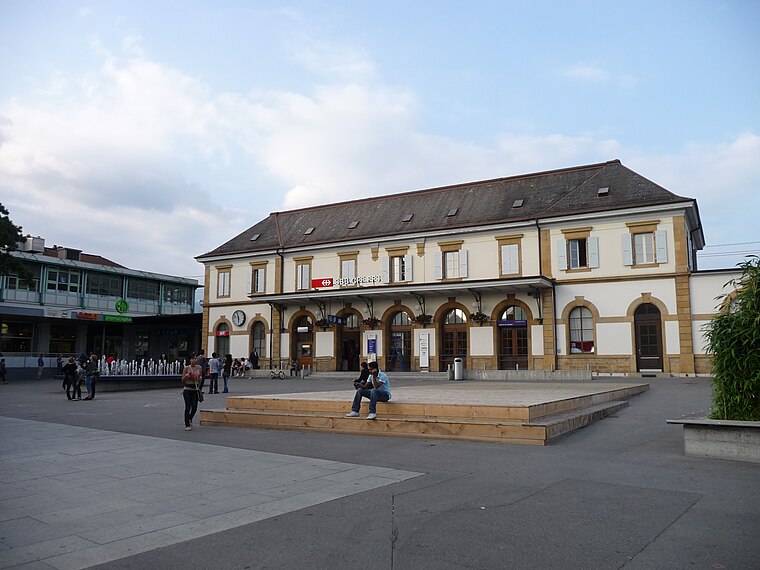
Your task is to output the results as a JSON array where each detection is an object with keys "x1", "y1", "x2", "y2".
[{"x1": 0, "y1": 416, "x2": 422, "y2": 570}]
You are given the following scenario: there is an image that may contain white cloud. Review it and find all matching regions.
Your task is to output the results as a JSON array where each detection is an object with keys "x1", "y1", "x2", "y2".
[{"x1": 1, "y1": 44, "x2": 755, "y2": 280}]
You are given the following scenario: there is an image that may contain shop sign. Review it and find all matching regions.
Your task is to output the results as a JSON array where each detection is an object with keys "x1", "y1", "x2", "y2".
[
  {"x1": 311, "y1": 275, "x2": 382, "y2": 288},
  {"x1": 104, "y1": 315, "x2": 133, "y2": 323},
  {"x1": 115, "y1": 299, "x2": 129, "y2": 314},
  {"x1": 497, "y1": 319, "x2": 527, "y2": 327},
  {"x1": 327, "y1": 314, "x2": 346, "y2": 325},
  {"x1": 76, "y1": 312, "x2": 101, "y2": 321},
  {"x1": 44, "y1": 308, "x2": 70, "y2": 318}
]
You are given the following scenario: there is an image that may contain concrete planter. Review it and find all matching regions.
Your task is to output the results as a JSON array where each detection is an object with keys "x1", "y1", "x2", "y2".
[{"x1": 667, "y1": 417, "x2": 760, "y2": 463}]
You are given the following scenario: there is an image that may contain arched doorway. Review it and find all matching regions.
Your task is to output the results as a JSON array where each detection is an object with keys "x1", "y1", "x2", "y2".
[
  {"x1": 440, "y1": 308, "x2": 467, "y2": 371},
  {"x1": 634, "y1": 303, "x2": 663, "y2": 371},
  {"x1": 215, "y1": 322, "x2": 230, "y2": 357},
  {"x1": 338, "y1": 313, "x2": 360, "y2": 371},
  {"x1": 388, "y1": 311, "x2": 412, "y2": 372},
  {"x1": 291, "y1": 315, "x2": 313, "y2": 369},
  {"x1": 250, "y1": 321, "x2": 266, "y2": 367},
  {"x1": 498, "y1": 305, "x2": 528, "y2": 370}
]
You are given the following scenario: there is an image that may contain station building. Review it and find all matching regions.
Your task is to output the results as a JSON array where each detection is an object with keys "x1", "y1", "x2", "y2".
[
  {"x1": 196, "y1": 160, "x2": 737, "y2": 375},
  {"x1": 0, "y1": 236, "x2": 201, "y2": 367}
]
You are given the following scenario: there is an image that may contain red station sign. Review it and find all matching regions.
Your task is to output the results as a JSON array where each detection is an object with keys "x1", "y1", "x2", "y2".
[{"x1": 311, "y1": 278, "x2": 334, "y2": 288}]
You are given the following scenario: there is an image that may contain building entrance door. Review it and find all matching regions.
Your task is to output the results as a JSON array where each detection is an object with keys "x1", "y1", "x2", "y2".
[
  {"x1": 292, "y1": 316, "x2": 313, "y2": 369},
  {"x1": 634, "y1": 304, "x2": 663, "y2": 371},
  {"x1": 388, "y1": 311, "x2": 412, "y2": 372},
  {"x1": 440, "y1": 308, "x2": 467, "y2": 372},
  {"x1": 498, "y1": 306, "x2": 529, "y2": 370}
]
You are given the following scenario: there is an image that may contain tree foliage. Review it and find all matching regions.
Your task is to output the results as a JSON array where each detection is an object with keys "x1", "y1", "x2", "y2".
[
  {"x1": 704, "y1": 255, "x2": 760, "y2": 421},
  {"x1": 0, "y1": 203, "x2": 26, "y2": 277}
]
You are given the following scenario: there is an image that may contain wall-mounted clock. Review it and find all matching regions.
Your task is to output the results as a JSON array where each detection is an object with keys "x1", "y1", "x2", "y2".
[{"x1": 232, "y1": 310, "x2": 246, "y2": 326}]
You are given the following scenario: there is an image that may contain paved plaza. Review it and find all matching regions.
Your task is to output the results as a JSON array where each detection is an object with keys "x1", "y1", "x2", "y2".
[{"x1": 0, "y1": 374, "x2": 758, "y2": 569}]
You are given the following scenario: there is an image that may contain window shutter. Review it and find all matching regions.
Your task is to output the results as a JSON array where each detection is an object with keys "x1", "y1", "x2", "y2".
[
  {"x1": 621, "y1": 234, "x2": 633, "y2": 266},
  {"x1": 655, "y1": 230, "x2": 668, "y2": 263},
  {"x1": 247, "y1": 270, "x2": 252, "y2": 294},
  {"x1": 404, "y1": 254, "x2": 413, "y2": 282},
  {"x1": 502, "y1": 244, "x2": 519, "y2": 275},
  {"x1": 434, "y1": 252, "x2": 443, "y2": 279},
  {"x1": 257, "y1": 269, "x2": 265, "y2": 292},
  {"x1": 588, "y1": 237, "x2": 600, "y2": 269},
  {"x1": 557, "y1": 240, "x2": 567, "y2": 271},
  {"x1": 501, "y1": 245, "x2": 509, "y2": 275},
  {"x1": 459, "y1": 249, "x2": 468, "y2": 278},
  {"x1": 382, "y1": 257, "x2": 389, "y2": 283}
]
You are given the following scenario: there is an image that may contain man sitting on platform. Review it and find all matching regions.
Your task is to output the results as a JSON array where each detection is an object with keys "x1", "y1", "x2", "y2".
[{"x1": 346, "y1": 361, "x2": 391, "y2": 420}]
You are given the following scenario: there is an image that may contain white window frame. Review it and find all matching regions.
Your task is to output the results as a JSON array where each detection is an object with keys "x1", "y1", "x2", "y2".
[
  {"x1": 296, "y1": 263, "x2": 310, "y2": 291},
  {"x1": 217, "y1": 269, "x2": 230, "y2": 298}
]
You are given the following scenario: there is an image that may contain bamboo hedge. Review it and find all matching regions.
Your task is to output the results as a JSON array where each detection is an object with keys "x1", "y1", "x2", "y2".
[{"x1": 703, "y1": 255, "x2": 760, "y2": 421}]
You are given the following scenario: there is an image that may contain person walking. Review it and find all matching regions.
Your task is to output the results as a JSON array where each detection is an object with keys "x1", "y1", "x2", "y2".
[
  {"x1": 83, "y1": 355, "x2": 98, "y2": 400},
  {"x1": 62, "y1": 357, "x2": 77, "y2": 400},
  {"x1": 182, "y1": 356, "x2": 203, "y2": 430},
  {"x1": 222, "y1": 354, "x2": 232, "y2": 393},
  {"x1": 36, "y1": 355, "x2": 44, "y2": 381}
]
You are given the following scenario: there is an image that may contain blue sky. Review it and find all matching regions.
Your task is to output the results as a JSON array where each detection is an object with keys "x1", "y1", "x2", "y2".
[{"x1": 1, "y1": 0, "x2": 758, "y2": 280}]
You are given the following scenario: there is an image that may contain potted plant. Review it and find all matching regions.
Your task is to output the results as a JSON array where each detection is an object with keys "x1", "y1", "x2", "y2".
[
  {"x1": 362, "y1": 317, "x2": 380, "y2": 328},
  {"x1": 470, "y1": 311, "x2": 489, "y2": 325},
  {"x1": 315, "y1": 318, "x2": 330, "y2": 329},
  {"x1": 412, "y1": 313, "x2": 432, "y2": 325}
]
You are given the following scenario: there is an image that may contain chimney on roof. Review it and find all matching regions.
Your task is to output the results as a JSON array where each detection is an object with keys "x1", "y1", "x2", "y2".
[
  {"x1": 55, "y1": 246, "x2": 82, "y2": 261},
  {"x1": 21, "y1": 235, "x2": 45, "y2": 253}
]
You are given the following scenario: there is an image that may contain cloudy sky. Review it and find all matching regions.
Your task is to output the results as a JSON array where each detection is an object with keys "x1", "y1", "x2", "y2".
[{"x1": 1, "y1": 0, "x2": 758, "y2": 284}]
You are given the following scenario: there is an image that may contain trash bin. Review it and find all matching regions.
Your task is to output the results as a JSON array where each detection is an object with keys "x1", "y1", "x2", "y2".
[
  {"x1": 447, "y1": 364, "x2": 454, "y2": 381},
  {"x1": 454, "y1": 357, "x2": 464, "y2": 380}
]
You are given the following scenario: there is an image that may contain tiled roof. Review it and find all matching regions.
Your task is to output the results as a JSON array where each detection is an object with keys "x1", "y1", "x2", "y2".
[{"x1": 198, "y1": 160, "x2": 692, "y2": 259}]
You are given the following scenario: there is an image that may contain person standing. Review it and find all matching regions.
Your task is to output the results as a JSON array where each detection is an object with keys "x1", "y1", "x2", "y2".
[
  {"x1": 56, "y1": 354, "x2": 63, "y2": 376},
  {"x1": 73, "y1": 361, "x2": 84, "y2": 400},
  {"x1": 222, "y1": 354, "x2": 232, "y2": 393},
  {"x1": 62, "y1": 357, "x2": 77, "y2": 400},
  {"x1": 345, "y1": 361, "x2": 391, "y2": 420},
  {"x1": 182, "y1": 356, "x2": 203, "y2": 431},
  {"x1": 250, "y1": 350, "x2": 259, "y2": 370},
  {"x1": 36, "y1": 355, "x2": 44, "y2": 381},
  {"x1": 208, "y1": 352, "x2": 220, "y2": 394},
  {"x1": 83, "y1": 355, "x2": 98, "y2": 400},
  {"x1": 196, "y1": 350, "x2": 208, "y2": 391},
  {"x1": 0, "y1": 358, "x2": 7, "y2": 384}
]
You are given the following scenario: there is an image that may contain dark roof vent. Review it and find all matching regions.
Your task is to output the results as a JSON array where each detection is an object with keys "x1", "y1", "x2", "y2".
[
  {"x1": 512, "y1": 199, "x2": 524, "y2": 208},
  {"x1": 348, "y1": 221, "x2": 359, "y2": 229},
  {"x1": 447, "y1": 208, "x2": 458, "y2": 217},
  {"x1": 402, "y1": 214, "x2": 414, "y2": 222},
  {"x1": 597, "y1": 187, "x2": 610, "y2": 196},
  {"x1": 249, "y1": 233, "x2": 260, "y2": 241},
  {"x1": 304, "y1": 227, "x2": 315, "y2": 235}
]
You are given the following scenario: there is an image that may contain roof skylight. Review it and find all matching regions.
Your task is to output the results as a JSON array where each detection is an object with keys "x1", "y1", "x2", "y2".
[
  {"x1": 512, "y1": 199, "x2": 524, "y2": 208},
  {"x1": 304, "y1": 227, "x2": 315, "y2": 235},
  {"x1": 447, "y1": 208, "x2": 458, "y2": 217},
  {"x1": 348, "y1": 221, "x2": 359, "y2": 229},
  {"x1": 249, "y1": 233, "x2": 260, "y2": 241},
  {"x1": 402, "y1": 214, "x2": 414, "y2": 222},
  {"x1": 597, "y1": 187, "x2": 610, "y2": 196}
]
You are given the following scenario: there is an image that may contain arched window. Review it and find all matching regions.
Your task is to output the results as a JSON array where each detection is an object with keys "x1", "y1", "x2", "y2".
[
  {"x1": 500, "y1": 306, "x2": 527, "y2": 322},
  {"x1": 252, "y1": 322, "x2": 266, "y2": 359},
  {"x1": 391, "y1": 312, "x2": 411, "y2": 326},
  {"x1": 215, "y1": 322, "x2": 230, "y2": 356},
  {"x1": 345, "y1": 314, "x2": 360, "y2": 328},
  {"x1": 444, "y1": 308, "x2": 466, "y2": 324},
  {"x1": 569, "y1": 307, "x2": 594, "y2": 353}
]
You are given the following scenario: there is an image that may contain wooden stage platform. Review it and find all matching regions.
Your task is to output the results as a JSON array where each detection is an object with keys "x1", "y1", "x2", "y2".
[{"x1": 200, "y1": 382, "x2": 649, "y2": 445}]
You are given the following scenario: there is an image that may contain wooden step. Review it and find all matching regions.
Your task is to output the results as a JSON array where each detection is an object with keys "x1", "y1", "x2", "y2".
[{"x1": 199, "y1": 382, "x2": 647, "y2": 445}]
